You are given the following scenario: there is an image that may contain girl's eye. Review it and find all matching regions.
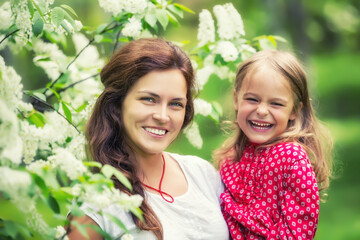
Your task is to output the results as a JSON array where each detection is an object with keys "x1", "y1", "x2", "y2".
[
  {"x1": 245, "y1": 97, "x2": 258, "y2": 102},
  {"x1": 272, "y1": 102, "x2": 284, "y2": 107}
]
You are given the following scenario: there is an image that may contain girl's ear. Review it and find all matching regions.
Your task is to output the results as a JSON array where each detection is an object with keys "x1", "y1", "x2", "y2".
[
  {"x1": 233, "y1": 89, "x2": 238, "y2": 111},
  {"x1": 290, "y1": 102, "x2": 303, "y2": 120}
]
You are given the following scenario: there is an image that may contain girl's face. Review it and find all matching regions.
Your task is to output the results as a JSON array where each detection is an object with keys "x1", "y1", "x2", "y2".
[
  {"x1": 234, "y1": 66, "x2": 296, "y2": 144},
  {"x1": 122, "y1": 69, "x2": 187, "y2": 158}
]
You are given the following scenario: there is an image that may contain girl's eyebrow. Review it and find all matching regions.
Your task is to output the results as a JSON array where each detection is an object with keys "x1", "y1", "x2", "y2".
[
  {"x1": 137, "y1": 91, "x2": 186, "y2": 101},
  {"x1": 243, "y1": 92, "x2": 288, "y2": 103}
]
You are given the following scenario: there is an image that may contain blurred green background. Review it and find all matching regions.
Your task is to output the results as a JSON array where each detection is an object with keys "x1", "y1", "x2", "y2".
[{"x1": 2, "y1": 0, "x2": 359, "y2": 239}]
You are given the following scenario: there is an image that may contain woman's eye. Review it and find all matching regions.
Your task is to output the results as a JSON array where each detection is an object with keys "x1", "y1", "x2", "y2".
[
  {"x1": 141, "y1": 97, "x2": 155, "y2": 103},
  {"x1": 170, "y1": 102, "x2": 184, "y2": 108}
]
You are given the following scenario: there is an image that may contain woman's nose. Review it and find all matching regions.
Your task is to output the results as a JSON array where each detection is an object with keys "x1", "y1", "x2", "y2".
[{"x1": 153, "y1": 105, "x2": 170, "y2": 123}]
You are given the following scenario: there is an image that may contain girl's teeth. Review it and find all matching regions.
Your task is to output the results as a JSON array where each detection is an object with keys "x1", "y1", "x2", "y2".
[
  {"x1": 250, "y1": 121, "x2": 271, "y2": 129},
  {"x1": 145, "y1": 128, "x2": 166, "y2": 135}
]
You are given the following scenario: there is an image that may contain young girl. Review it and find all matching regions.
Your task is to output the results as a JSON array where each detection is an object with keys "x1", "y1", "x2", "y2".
[{"x1": 214, "y1": 50, "x2": 333, "y2": 240}]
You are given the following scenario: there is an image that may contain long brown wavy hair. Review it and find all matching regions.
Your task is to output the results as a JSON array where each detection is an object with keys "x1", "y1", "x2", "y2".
[
  {"x1": 213, "y1": 50, "x2": 333, "y2": 198},
  {"x1": 86, "y1": 38, "x2": 195, "y2": 239}
]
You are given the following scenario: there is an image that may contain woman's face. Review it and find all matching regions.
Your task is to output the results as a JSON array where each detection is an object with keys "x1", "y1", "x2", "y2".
[{"x1": 122, "y1": 69, "x2": 187, "y2": 158}]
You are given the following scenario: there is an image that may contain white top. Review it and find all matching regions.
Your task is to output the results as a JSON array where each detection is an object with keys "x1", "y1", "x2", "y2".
[{"x1": 82, "y1": 153, "x2": 229, "y2": 240}]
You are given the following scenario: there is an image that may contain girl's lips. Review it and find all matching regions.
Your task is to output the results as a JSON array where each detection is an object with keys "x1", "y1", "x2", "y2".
[{"x1": 143, "y1": 127, "x2": 168, "y2": 136}]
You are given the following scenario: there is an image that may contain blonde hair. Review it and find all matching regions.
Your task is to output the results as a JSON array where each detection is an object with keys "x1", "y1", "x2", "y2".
[{"x1": 214, "y1": 50, "x2": 333, "y2": 197}]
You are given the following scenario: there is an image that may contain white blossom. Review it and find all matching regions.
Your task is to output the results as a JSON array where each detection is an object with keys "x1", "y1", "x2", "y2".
[
  {"x1": 215, "y1": 41, "x2": 239, "y2": 62},
  {"x1": 195, "y1": 66, "x2": 214, "y2": 90},
  {"x1": 215, "y1": 65, "x2": 236, "y2": 81},
  {"x1": 122, "y1": 16, "x2": 142, "y2": 38},
  {"x1": 0, "y1": 2, "x2": 14, "y2": 30},
  {"x1": 0, "y1": 167, "x2": 32, "y2": 196},
  {"x1": 213, "y1": 3, "x2": 245, "y2": 40},
  {"x1": 197, "y1": 9, "x2": 215, "y2": 47},
  {"x1": 98, "y1": 0, "x2": 124, "y2": 16},
  {"x1": 81, "y1": 186, "x2": 143, "y2": 211},
  {"x1": 55, "y1": 226, "x2": 68, "y2": 239},
  {"x1": 20, "y1": 121, "x2": 42, "y2": 164},
  {"x1": 121, "y1": 233, "x2": 134, "y2": 240},
  {"x1": 122, "y1": 0, "x2": 148, "y2": 15},
  {"x1": 33, "y1": 40, "x2": 68, "y2": 79},
  {"x1": 48, "y1": 148, "x2": 87, "y2": 180},
  {"x1": 0, "y1": 55, "x2": 24, "y2": 110},
  {"x1": 184, "y1": 122, "x2": 203, "y2": 149},
  {"x1": 27, "y1": 159, "x2": 55, "y2": 175},
  {"x1": 66, "y1": 134, "x2": 86, "y2": 161},
  {"x1": 194, "y1": 98, "x2": 212, "y2": 116},
  {"x1": 0, "y1": 99, "x2": 23, "y2": 165}
]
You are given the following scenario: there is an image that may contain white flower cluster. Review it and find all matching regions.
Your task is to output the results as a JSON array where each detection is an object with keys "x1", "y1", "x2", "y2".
[
  {"x1": 0, "y1": 99, "x2": 23, "y2": 165},
  {"x1": 213, "y1": 3, "x2": 245, "y2": 40},
  {"x1": 33, "y1": 39, "x2": 68, "y2": 80},
  {"x1": 121, "y1": 233, "x2": 134, "y2": 240},
  {"x1": 195, "y1": 66, "x2": 214, "y2": 90},
  {"x1": 98, "y1": 0, "x2": 147, "y2": 16},
  {"x1": 184, "y1": 122, "x2": 203, "y2": 149},
  {"x1": 0, "y1": 55, "x2": 32, "y2": 111},
  {"x1": 215, "y1": 41, "x2": 239, "y2": 62},
  {"x1": 11, "y1": 0, "x2": 32, "y2": 47},
  {"x1": 122, "y1": 16, "x2": 143, "y2": 38},
  {"x1": 81, "y1": 186, "x2": 143, "y2": 212},
  {"x1": 0, "y1": 167, "x2": 32, "y2": 196},
  {"x1": 0, "y1": 2, "x2": 13, "y2": 30},
  {"x1": 197, "y1": 9, "x2": 215, "y2": 47},
  {"x1": 194, "y1": 98, "x2": 213, "y2": 116},
  {"x1": 66, "y1": 134, "x2": 86, "y2": 161},
  {"x1": 48, "y1": 148, "x2": 87, "y2": 180}
]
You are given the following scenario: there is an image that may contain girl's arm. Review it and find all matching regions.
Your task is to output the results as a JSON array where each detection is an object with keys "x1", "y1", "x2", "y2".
[{"x1": 222, "y1": 158, "x2": 319, "y2": 239}]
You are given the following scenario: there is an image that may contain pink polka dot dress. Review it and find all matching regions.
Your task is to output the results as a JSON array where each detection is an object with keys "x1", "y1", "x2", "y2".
[{"x1": 220, "y1": 142, "x2": 319, "y2": 240}]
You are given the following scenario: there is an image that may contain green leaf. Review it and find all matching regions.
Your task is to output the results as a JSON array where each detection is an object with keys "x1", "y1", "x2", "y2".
[
  {"x1": 27, "y1": 111, "x2": 46, "y2": 127},
  {"x1": 60, "y1": 4, "x2": 78, "y2": 17},
  {"x1": 258, "y1": 38, "x2": 275, "y2": 50},
  {"x1": 102, "y1": 212, "x2": 128, "y2": 233},
  {"x1": 31, "y1": 92, "x2": 46, "y2": 102},
  {"x1": 70, "y1": 204, "x2": 85, "y2": 217},
  {"x1": 167, "y1": 5, "x2": 183, "y2": 18},
  {"x1": 61, "y1": 102, "x2": 72, "y2": 122},
  {"x1": 87, "y1": 224, "x2": 113, "y2": 240},
  {"x1": 156, "y1": 9, "x2": 169, "y2": 30},
  {"x1": 32, "y1": 18, "x2": 44, "y2": 36},
  {"x1": 166, "y1": 10, "x2": 179, "y2": 26},
  {"x1": 47, "y1": 194, "x2": 60, "y2": 214},
  {"x1": 130, "y1": 207, "x2": 144, "y2": 222},
  {"x1": 51, "y1": 7, "x2": 65, "y2": 27},
  {"x1": 94, "y1": 34, "x2": 103, "y2": 43},
  {"x1": 31, "y1": 173, "x2": 49, "y2": 197},
  {"x1": 96, "y1": 23, "x2": 108, "y2": 34},
  {"x1": 173, "y1": 3, "x2": 195, "y2": 14},
  {"x1": 83, "y1": 161, "x2": 103, "y2": 169},
  {"x1": 48, "y1": 88, "x2": 60, "y2": 100},
  {"x1": 101, "y1": 165, "x2": 132, "y2": 191},
  {"x1": 145, "y1": 12, "x2": 157, "y2": 27},
  {"x1": 3, "y1": 220, "x2": 18, "y2": 238},
  {"x1": 273, "y1": 35, "x2": 287, "y2": 43}
]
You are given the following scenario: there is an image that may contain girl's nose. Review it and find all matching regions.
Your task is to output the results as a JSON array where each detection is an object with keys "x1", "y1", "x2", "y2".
[
  {"x1": 153, "y1": 105, "x2": 170, "y2": 123},
  {"x1": 256, "y1": 103, "x2": 269, "y2": 117}
]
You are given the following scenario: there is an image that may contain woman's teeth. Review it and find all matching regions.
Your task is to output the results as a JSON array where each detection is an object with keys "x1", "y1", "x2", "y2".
[{"x1": 145, "y1": 127, "x2": 166, "y2": 135}]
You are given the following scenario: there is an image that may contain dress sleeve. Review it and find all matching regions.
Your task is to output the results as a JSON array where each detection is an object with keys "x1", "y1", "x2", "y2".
[
  {"x1": 268, "y1": 158, "x2": 319, "y2": 239},
  {"x1": 222, "y1": 145, "x2": 320, "y2": 240}
]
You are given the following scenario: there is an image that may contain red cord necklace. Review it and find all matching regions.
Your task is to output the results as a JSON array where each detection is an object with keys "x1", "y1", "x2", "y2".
[{"x1": 142, "y1": 154, "x2": 174, "y2": 203}]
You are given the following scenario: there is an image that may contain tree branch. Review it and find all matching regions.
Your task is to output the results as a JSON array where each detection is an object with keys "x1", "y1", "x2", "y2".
[
  {"x1": 27, "y1": 93, "x2": 80, "y2": 134},
  {"x1": 0, "y1": 29, "x2": 20, "y2": 45}
]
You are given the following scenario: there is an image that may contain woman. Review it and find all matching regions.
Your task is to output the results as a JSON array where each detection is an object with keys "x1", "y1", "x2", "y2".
[{"x1": 67, "y1": 38, "x2": 229, "y2": 240}]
